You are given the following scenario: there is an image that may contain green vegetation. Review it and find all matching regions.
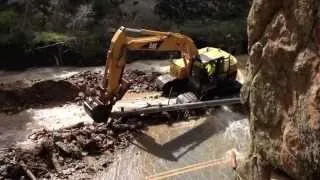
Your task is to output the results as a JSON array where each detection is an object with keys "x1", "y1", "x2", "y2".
[
  {"x1": 71, "y1": 34, "x2": 105, "y2": 62},
  {"x1": 176, "y1": 19, "x2": 246, "y2": 39},
  {"x1": 173, "y1": 19, "x2": 247, "y2": 53},
  {"x1": 0, "y1": 9, "x2": 18, "y2": 33},
  {"x1": 0, "y1": 9, "x2": 22, "y2": 44},
  {"x1": 0, "y1": 0, "x2": 249, "y2": 69},
  {"x1": 33, "y1": 32, "x2": 75, "y2": 44},
  {"x1": 155, "y1": 0, "x2": 248, "y2": 23}
]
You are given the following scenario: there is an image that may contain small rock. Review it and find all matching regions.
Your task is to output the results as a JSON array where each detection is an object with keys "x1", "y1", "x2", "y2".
[
  {"x1": 75, "y1": 163, "x2": 85, "y2": 170},
  {"x1": 61, "y1": 132, "x2": 72, "y2": 140},
  {"x1": 88, "y1": 125, "x2": 95, "y2": 131},
  {"x1": 107, "y1": 140, "x2": 114, "y2": 147},
  {"x1": 55, "y1": 142, "x2": 81, "y2": 158},
  {"x1": 141, "y1": 84, "x2": 148, "y2": 90},
  {"x1": 93, "y1": 135, "x2": 103, "y2": 142},
  {"x1": 76, "y1": 135, "x2": 87, "y2": 147},
  {"x1": 28, "y1": 134, "x2": 38, "y2": 140},
  {"x1": 62, "y1": 168, "x2": 75, "y2": 175},
  {"x1": 86, "y1": 167, "x2": 96, "y2": 173},
  {"x1": 56, "y1": 142, "x2": 71, "y2": 154},
  {"x1": 81, "y1": 151, "x2": 88, "y2": 156}
]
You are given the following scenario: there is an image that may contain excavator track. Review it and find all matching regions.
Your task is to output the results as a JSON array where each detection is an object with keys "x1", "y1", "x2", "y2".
[{"x1": 155, "y1": 74, "x2": 188, "y2": 97}]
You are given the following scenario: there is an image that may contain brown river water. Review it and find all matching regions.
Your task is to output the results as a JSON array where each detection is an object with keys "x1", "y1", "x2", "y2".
[
  {"x1": 98, "y1": 107, "x2": 249, "y2": 180},
  {"x1": 0, "y1": 57, "x2": 250, "y2": 180}
]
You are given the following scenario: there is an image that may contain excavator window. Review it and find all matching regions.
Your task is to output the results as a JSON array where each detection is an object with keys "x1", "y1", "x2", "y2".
[
  {"x1": 214, "y1": 58, "x2": 225, "y2": 75},
  {"x1": 191, "y1": 59, "x2": 210, "y2": 84},
  {"x1": 198, "y1": 54, "x2": 230, "y2": 78}
]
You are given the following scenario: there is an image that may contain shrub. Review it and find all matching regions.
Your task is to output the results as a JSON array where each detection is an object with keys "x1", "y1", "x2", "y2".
[
  {"x1": 0, "y1": 9, "x2": 18, "y2": 33},
  {"x1": 33, "y1": 32, "x2": 75, "y2": 45}
]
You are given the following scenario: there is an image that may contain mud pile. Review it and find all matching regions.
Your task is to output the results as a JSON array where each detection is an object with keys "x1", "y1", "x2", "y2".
[
  {"x1": 66, "y1": 71, "x2": 105, "y2": 102},
  {"x1": 0, "y1": 119, "x2": 143, "y2": 179},
  {"x1": 67, "y1": 70, "x2": 161, "y2": 101},
  {"x1": 124, "y1": 70, "x2": 161, "y2": 93},
  {"x1": 0, "y1": 80, "x2": 79, "y2": 113},
  {"x1": 0, "y1": 70, "x2": 161, "y2": 113}
]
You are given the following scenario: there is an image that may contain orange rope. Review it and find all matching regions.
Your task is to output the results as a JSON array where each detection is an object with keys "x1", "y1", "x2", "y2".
[{"x1": 146, "y1": 156, "x2": 243, "y2": 180}]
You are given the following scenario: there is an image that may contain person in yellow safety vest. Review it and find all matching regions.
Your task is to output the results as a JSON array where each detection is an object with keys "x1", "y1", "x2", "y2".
[
  {"x1": 193, "y1": 61, "x2": 215, "y2": 76},
  {"x1": 205, "y1": 62, "x2": 215, "y2": 76}
]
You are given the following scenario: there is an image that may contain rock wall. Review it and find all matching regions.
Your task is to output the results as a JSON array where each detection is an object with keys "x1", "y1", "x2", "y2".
[{"x1": 240, "y1": 0, "x2": 320, "y2": 179}]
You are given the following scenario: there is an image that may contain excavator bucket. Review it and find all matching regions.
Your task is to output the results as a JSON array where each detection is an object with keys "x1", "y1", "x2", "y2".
[
  {"x1": 84, "y1": 78, "x2": 131, "y2": 122},
  {"x1": 84, "y1": 98, "x2": 111, "y2": 123}
]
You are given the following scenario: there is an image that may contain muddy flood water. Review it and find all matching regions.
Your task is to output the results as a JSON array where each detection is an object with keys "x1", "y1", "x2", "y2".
[
  {"x1": 0, "y1": 56, "x2": 249, "y2": 180},
  {"x1": 99, "y1": 107, "x2": 249, "y2": 180}
]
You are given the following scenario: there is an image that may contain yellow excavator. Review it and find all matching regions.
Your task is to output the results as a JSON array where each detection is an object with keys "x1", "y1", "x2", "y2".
[{"x1": 84, "y1": 26, "x2": 241, "y2": 122}]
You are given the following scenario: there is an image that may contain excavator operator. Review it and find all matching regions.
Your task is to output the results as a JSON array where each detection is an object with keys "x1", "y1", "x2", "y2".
[{"x1": 205, "y1": 62, "x2": 215, "y2": 76}]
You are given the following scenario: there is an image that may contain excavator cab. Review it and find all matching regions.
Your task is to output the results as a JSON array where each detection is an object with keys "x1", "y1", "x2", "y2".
[
  {"x1": 176, "y1": 48, "x2": 241, "y2": 103},
  {"x1": 187, "y1": 57, "x2": 227, "y2": 92}
]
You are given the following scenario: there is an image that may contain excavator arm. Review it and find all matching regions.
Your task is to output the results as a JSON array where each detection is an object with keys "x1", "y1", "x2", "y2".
[{"x1": 84, "y1": 26, "x2": 199, "y2": 122}]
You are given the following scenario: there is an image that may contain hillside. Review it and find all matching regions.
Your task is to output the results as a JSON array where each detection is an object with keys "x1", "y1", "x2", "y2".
[{"x1": 0, "y1": 0, "x2": 249, "y2": 69}]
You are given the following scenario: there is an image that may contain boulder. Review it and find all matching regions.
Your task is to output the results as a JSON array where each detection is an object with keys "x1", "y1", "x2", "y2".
[{"x1": 240, "y1": 0, "x2": 320, "y2": 179}]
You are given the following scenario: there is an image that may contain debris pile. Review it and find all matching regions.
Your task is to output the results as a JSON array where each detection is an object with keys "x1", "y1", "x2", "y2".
[
  {"x1": 0, "y1": 120, "x2": 143, "y2": 179},
  {"x1": 124, "y1": 70, "x2": 161, "y2": 93},
  {"x1": 66, "y1": 71, "x2": 105, "y2": 102},
  {"x1": 67, "y1": 70, "x2": 161, "y2": 101},
  {"x1": 0, "y1": 69, "x2": 162, "y2": 113}
]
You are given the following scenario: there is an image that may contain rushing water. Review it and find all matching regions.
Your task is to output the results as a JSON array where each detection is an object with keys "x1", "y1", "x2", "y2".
[{"x1": 97, "y1": 106, "x2": 249, "y2": 180}]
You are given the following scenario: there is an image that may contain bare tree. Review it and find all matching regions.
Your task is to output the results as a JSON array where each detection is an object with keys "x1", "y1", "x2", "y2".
[{"x1": 67, "y1": 4, "x2": 94, "y2": 33}]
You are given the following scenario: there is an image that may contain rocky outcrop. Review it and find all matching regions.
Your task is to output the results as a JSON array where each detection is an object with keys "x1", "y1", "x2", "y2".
[{"x1": 240, "y1": 0, "x2": 320, "y2": 179}]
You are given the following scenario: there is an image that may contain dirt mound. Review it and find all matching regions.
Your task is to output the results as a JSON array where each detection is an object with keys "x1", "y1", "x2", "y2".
[
  {"x1": 0, "y1": 119, "x2": 143, "y2": 179},
  {"x1": 66, "y1": 70, "x2": 161, "y2": 101},
  {"x1": 0, "y1": 80, "x2": 79, "y2": 113},
  {"x1": 66, "y1": 71, "x2": 105, "y2": 102},
  {"x1": 0, "y1": 69, "x2": 162, "y2": 113}
]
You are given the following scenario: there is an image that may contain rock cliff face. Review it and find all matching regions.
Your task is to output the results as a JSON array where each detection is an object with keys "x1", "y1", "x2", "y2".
[{"x1": 241, "y1": 0, "x2": 320, "y2": 179}]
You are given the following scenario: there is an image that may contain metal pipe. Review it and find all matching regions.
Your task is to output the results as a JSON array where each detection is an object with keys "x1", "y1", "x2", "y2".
[{"x1": 110, "y1": 97, "x2": 241, "y2": 117}]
